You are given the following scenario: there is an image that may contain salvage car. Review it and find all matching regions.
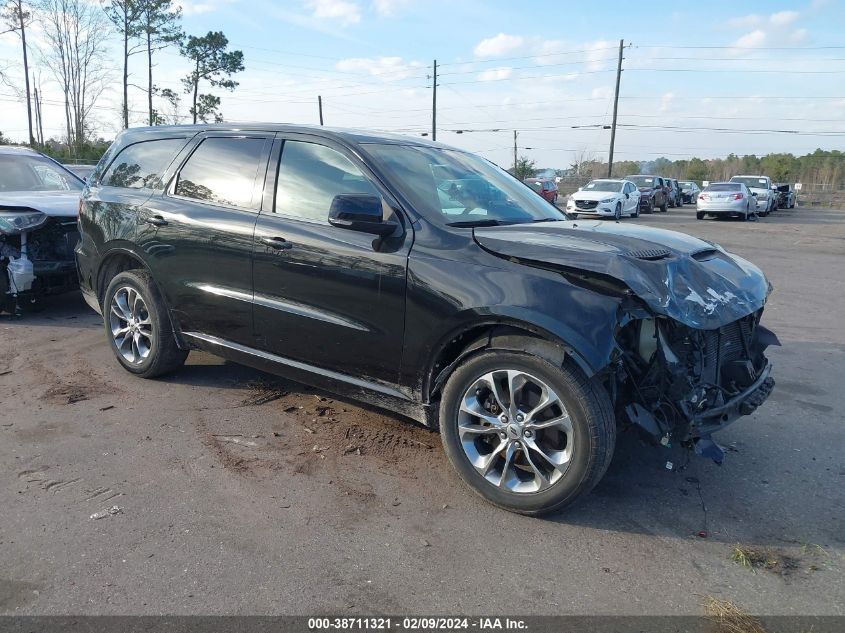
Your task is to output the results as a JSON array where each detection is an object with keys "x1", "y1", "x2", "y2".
[
  {"x1": 679, "y1": 180, "x2": 701, "y2": 204},
  {"x1": 565, "y1": 178, "x2": 640, "y2": 219},
  {"x1": 625, "y1": 174, "x2": 668, "y2": 213},
  {"x1": 696, "y1": 182, "x2": 756, "y2": 221},
  {"x1": 524, "y1": 177, "x2": 558, "y2": 204},
  {"x1": 1, "y1": 146, "x2": 83, "y2": 314},
  {"x1": 76, "y1": 125, "x2": 778, "y2": 515},
  {"x1": 775, "y1": 183, "x2": 796, "y2": 209},
  {"x1": 730, "y1": 175, "x2": 775, "y2": 216}
]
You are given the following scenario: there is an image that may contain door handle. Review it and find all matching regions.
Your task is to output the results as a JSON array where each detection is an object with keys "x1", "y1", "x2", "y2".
[
  {"x1": 260, "y1": 236, "x2": 292, "y2": 250},
  {"x1": 144, "y1": 215, "x2": 168, "y2": 227}
]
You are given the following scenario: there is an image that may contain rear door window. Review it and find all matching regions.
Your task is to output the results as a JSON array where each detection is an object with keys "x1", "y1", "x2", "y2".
[
  {"x1": 102, "y1": 138, "x2": 186, "y2": 189},
  {"x1": 175, "y1": 137, "x2": 267, "y2": 209}
]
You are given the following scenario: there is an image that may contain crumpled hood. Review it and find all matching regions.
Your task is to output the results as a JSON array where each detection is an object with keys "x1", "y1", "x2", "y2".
[
  {"x1": 474, "y1": 220, "x2": 771, "y2": 329},
  {"x1": 0, "y1": 191, "x2": 80, "y2": 218}
]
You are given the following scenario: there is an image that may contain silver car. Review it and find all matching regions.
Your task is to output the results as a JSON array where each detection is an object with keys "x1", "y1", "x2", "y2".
[{"x1": 696, "y1": 182, "x2": 756, "y2": 221}]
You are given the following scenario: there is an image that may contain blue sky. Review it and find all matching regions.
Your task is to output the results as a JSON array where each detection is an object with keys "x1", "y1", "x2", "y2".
[{"x1": 2, "y1": 0, "x2": 844, "y2": 168}]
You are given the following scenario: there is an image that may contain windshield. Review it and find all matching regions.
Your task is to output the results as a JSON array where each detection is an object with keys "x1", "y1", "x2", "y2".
[
  {"x1": 0, "y1": 154, "x2": 84, "y2": 193},
  {"x1": 583, "y1": 180, "x2": 622, "y2": 193},
  {"x1": 730, "y1": 176, "x2": 768, "y2": 188},
  {"x1": 705, "y1": 183, "x2": 741, "y2": 192},
  {"x1": 527, "y1": 180, "x2": 543, "y2": 191},
  {"x1": 626, "y1": 176, "x2": 654, "y2": 187},
  {"x1": 679, "y1": 181, "x2": 695, "y2": 188},
  {"x1": 365, "y1": 144, "x2": 566, "y2": 226}
]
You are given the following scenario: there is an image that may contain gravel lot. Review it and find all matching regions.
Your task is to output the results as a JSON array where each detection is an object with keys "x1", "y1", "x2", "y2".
[{"x1": 1, "y1": 205, "x2": 843, "y2": 616}]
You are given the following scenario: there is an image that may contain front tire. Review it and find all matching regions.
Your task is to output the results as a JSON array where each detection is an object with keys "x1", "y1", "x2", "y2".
[
  {"x1": 439, "y1": 350, "x2": 616, "y2": 515},
  {"x1": 103, "y1": 270, "x2": 188, "y2": 378},
  {"x1": 660, "y1": 199, "x2": 668, "y2": 213},
  {"x1": 614, "y1": 203, "x2": 622, "y2": 221}
]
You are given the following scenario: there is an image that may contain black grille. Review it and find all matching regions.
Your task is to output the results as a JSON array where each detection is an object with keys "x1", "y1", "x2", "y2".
[
  {"x1": 701, "y1": 318, "x2": 753, "y2": 386},
  {"x1": 575, "y1": 200, "x2": 598, "y2": 210}
]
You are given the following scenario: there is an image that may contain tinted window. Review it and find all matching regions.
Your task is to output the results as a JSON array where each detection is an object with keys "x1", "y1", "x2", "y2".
[
  {"x1": 175, "y1": 137, "x2": 266, "y2": 209},
  {"x1": 706, "y1": 183, "x2": 742, "y2": 192},
  {"x1": 102, "y1": 139, "x2": 185, "y2": 189},
  {"x1": 275, "y1": 140, "x2": 379, "y2": 223}
]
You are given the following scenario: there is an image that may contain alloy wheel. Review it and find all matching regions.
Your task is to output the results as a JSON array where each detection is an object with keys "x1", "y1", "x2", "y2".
[
  {"x1": 109, "y1": 286, "x2": 153, "y2": 364},
  {"x1": 456, "y1": 369, "x2": 573, "y2": 494}
]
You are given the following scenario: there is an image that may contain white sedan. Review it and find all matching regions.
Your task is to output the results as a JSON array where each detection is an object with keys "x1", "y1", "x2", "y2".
[{"x1": 566, "y1": 179, "x2": 641, "y2": 219}]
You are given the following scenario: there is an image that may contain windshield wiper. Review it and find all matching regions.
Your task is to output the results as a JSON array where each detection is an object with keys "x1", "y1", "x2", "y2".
[
  {"x1": 446, "y1": 219, "x2": 514, "y2": 227},
  {"x1": 530, "y1": 217, "x2": 564, "y2": 223}
]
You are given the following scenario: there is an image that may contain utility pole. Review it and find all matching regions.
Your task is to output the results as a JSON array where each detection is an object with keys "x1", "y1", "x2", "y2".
[
  {"x1": 431, "y1": 59, "x2": 437, "y2": 141},
  {"x1": 607, "y1": 39, "x2": 624, "y2": 178},
  {"x1": 318, "y1": 95, "x2": 323, "y2": 125},
  {"x1": 513, "y1": 130, "x2": 518, "y2": 174}
]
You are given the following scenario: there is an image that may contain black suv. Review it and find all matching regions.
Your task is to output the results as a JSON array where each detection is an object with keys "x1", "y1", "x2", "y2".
[
  {"x1": 76, "y1": 124, "x2": 777, "y2": 515},
  {"x1": 624, "y1": 175, "x2": 668, "y2": 213}
]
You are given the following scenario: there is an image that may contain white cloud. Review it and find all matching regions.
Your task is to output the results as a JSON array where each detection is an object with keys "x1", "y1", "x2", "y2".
[
  {"x1": 335, "y1": 56, "x2": 423, "y2": 80},
  {"x1": 727, "y1": 14, "x2": 763, "y2": 29},
  {"x1": 658, "y1": 92, "x2": 675, "y2": 113},
  {"x1": 477, "y1": 67, "x2": 512, "y2": 81},
  {"x1": 733, "y1": 29, "x2": 767, "y2": 48},
  {"x1": 174, "y1": 0, "x2": 217, "y2": 15},
  {"x1": 372, "y1": 0, "x2": 410, "y2": 16},
  {"x1": 789, "y1": 28, "x2": 808, "y2": 43},
  {"x1": 305, "y1": 0, "x2": 361, "y2": 25},
  {"x1": 591, "y1": 86, "x2": 612, "y2": 100},
  {"x1": 473, "y1": 33, "x2": 524, "y2": 58},
  {"x1": 770, "y1": 10, "x2": 800, "y2": 26}
]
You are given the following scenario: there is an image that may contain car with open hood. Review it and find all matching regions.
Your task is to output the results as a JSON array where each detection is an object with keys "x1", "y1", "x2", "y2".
[
  {"x1": 76, "y1": 124, "x2": 778, "y2": 515},
  {"x1": 0, "y1": 146, "x2": 84, "y2": 314}
]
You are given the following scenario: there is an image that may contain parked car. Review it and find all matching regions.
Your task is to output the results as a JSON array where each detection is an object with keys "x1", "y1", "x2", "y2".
[
  {"x1": 63, "y1": 164, "x2": 96, "y2": 181},
  {"x1": 565, "y1": 178, "x2": 640, "y2": 219},
  {"x1": 665, "y1": 179, "x2": 683, "y2": 208},
  {"x1": 77, "y1": 124, "x2": 778, "y2": 515},
  {"x1": 775, "y1": 183, "x2": 796, "y2": 208},
  {"x1": 696, "y1": 182, "x2": 756, "y2": 221},
  {"x1": 729, "y1": 175, "x2": 775, "y2": 216},
  {"x1": 524, "y1": 177, "x2": 558, "y2": 204},
  {"x1": 0, "y1": 146, "x2": 84, "y2": 314},
  {"x1": 678, "y1": 180, "x2": 701, "y2": 204},
  {"x1": 625, "y1": 174, "x2": 668, "y2": 213}
]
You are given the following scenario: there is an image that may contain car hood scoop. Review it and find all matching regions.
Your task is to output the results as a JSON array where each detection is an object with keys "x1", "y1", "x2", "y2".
[{"x1": 473, "y1": 220, "x2": 771, "y2": 329}]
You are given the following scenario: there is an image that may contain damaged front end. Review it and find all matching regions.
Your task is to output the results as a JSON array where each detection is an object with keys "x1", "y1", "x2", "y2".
[
  {"x1": 472, "y1": 221, "x2": 780, "y2": 463},
  {"x1": 1, "y1": 207, "x2": 80, "y2": 315},
  {"x1": 615, "y1": 312, "x2": 778, "y2": 462}
]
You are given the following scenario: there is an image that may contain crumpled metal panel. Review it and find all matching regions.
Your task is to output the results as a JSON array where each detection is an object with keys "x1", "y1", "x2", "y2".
[{"x1": 474, "y1": 220, "x2": 771, "y2": 330}]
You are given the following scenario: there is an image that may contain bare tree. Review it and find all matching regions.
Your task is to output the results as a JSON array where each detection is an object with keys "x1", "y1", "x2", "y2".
[
  {"x1": 2, "y1": 0, "x2": 35, "y2": 145},
  {"x1": 570, "y1": 148, "x2": 597, "y2": 177},
  {"x1": 37, "y1": 0, "x2": 111, "y2": 153}
]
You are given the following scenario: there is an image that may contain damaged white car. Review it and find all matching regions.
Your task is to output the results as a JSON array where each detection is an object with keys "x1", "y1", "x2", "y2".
[{"x1": 0, "y1": 146, "x2": 83, "y2": 315}]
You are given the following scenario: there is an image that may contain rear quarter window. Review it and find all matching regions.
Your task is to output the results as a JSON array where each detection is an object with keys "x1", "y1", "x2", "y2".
[{"x1": 101, "y1": 138, "x2": 187, "y2": 189}]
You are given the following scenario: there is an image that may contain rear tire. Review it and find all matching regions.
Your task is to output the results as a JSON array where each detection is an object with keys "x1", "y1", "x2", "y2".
[
  {"x1": 696, "y1": 211, "x2": 705, "y2": 220},
  {"x1": 103, "y1": 270, "x2": 188, "y2": 378},
  {"x1": 439, "y1": 350, "x2": 615, "y2": 515}
]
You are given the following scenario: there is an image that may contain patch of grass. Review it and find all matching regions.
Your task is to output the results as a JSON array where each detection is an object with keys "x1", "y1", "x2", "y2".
[
  {"x1": 705, "y1": 597, "x2": 768, "y2": 633},
  {"x1": 729, "y1": 546, "x2": 800, "y2": 576}
]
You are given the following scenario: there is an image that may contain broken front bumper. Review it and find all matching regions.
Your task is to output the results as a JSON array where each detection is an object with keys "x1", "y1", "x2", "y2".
[{"x1": 694, "y1": 360, "x2": 775, "y2": 436}]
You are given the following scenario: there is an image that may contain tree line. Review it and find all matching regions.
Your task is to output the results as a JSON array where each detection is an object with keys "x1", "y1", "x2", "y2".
[
  {"x1": 519, "y1": 149, "x2": 845, "y2": 190},
  {"x1": 1, "y1": 0, "x2": 245, "y2": 155}
]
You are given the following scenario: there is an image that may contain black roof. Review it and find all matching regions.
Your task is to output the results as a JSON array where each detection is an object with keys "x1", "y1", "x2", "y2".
[{"x1": 114, "y1": 123, "x2": 457, "y2": 150}]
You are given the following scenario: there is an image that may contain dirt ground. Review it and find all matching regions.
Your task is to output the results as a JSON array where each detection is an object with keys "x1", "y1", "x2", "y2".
[{"x1": 1, "y1": 206, "x2": 843, "y2": 616}]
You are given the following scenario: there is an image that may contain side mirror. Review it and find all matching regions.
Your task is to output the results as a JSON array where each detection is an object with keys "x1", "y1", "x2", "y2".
[
  {"x1": 751, "y1": 192, "x2": 758, "y2": 197},
  {"x1": 328, "y1": 194, "x2": 397, "y2": 236},
  {"x1": 625, "y1": 193, "x2": 629, "y2": 199}
]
